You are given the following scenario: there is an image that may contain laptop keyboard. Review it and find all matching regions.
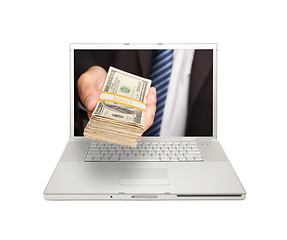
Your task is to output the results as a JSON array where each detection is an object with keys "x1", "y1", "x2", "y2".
[{"x1": 85, "y1": 141, "x2": 203, "y2": 162}]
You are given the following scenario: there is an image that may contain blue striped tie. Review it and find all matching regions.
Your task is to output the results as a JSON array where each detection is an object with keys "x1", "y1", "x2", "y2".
[{"x1": 144, "y1": 49, "x2": 173, "y2": 136}]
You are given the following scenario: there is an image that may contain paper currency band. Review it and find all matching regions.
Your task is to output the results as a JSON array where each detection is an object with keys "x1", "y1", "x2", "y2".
[{"x1": 99, "y1": 91, "x2": 146, "y2": 112}]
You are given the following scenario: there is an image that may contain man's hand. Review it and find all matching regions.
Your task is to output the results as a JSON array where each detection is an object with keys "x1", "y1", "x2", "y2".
[
  {"x1": 77, "y1": 66, "x2": 157, "y2": 141},
  {"x1": 77, "y1": 66, "x2": 107, "y2": 119}
]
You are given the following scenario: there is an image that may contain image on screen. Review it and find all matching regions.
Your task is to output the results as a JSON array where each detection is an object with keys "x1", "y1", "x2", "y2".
[{"x1": 74, "y1": 49, "x2": 213, "y2": 137}]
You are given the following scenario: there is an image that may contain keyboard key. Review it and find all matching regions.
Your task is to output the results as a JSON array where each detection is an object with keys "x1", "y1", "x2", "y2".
[
  {"x1": 194, "y1": 158, "x2": 203, "y2": 162},
  {"x1": 170, "y1": 158, "x2": 178, "y2": 162},
  {"x1": 186, "y1": 153, "x2": 201, "y2": 157},
  {"x1": 101, "y1": 157, "x2": 110, "y2": 161},
  {"x1": 93, "y1": 157, "x2": 102, "y2": 162},
  {"x1": 178, "y1": 157, "x2": 187, "y2": 161},
  {"x1": 85, "y1": 157, "x2": 93, "y2": 162},
  {"x1": 169, "y1": 147, "x2": 177, "y2": 150},
  {"x1": 153, "y1": 147, "x2": 161, "y2": 150},
  {"x1": 110, "y1": 157, "x2": 119, "y2": 162},
  {"x1": 119, "y1": 157, "x2": 159, "y2": 161},
  {"x1": 176, "y1": 152, "x2": 185, "y2": 157}
]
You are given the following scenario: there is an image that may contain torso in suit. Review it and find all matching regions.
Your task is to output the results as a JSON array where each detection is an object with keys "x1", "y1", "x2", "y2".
[{"x1": 74, "y1": 49, "x2": 213, "y2": 137}]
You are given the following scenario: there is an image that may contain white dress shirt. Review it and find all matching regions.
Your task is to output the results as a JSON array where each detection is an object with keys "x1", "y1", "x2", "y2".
[{"x1": 159, "y1": 49, "x2": 195, "y2": 136}]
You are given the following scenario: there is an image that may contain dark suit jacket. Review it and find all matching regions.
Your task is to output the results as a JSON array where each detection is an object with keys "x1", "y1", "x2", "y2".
[{"x1": 74, "y1": 50, "x2": 213, "y2": 136}]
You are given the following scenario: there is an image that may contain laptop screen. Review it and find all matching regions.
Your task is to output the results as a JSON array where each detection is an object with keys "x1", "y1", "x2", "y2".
[{"x1": 73, "y1": 45, "x2": 214, "y2": 138}]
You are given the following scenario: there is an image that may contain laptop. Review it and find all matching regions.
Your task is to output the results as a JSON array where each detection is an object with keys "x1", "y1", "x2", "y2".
[{"x1": 44, "y1": 43, "x2": 246, "y2": 200}]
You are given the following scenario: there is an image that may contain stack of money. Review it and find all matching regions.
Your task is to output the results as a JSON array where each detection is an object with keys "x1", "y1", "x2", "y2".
[{"x1": 84, "y1": 67, "x2": 151, "y2": 147}]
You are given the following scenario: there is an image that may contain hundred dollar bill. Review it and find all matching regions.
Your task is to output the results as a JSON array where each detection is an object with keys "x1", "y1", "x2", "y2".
[{"x1": 84, "y1": 67, "x2": 152, "y2": 147}]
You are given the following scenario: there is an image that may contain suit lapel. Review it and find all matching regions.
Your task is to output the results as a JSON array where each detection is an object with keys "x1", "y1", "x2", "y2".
[
  {"x1": 188, "y1": 50, "x2": 213, "y2": 111},
  {"x1": 136, "y1": 50, "x2": 153, "y2": 78}
]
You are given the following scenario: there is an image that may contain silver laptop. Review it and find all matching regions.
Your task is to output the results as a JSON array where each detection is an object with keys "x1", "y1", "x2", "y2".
[{"x1": 44, "y1": 43, "x2": 246, "y2": 200}]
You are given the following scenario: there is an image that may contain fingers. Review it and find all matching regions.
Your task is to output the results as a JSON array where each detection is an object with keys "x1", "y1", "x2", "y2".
[
  {"x1": 77, "y1": 66, "x2": 107, "y2": 118},
  {"x1": 144, "y1": 87, "x2": 157, "y2": 132},
  {"x1": 149, "y1": 86, "x2": 157, "y2": 100},
  {"x1": 138, "y1": 87, "x2": 157, "y2": 141}
]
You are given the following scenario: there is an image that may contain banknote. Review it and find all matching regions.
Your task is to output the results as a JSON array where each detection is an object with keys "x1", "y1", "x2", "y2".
[{"x1": 84, "y1": 67, "x2": 151, "y2": 147}]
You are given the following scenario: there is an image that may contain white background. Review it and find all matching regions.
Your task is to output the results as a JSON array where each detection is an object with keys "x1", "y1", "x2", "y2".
[{"x1": 1, "y1": 1, "x2": 286, "y2": 239}]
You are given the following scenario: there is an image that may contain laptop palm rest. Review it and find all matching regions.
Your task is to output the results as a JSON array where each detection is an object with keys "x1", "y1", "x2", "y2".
[{"x1": 119, "y1": 168, "x2": 169, "y2": 186}]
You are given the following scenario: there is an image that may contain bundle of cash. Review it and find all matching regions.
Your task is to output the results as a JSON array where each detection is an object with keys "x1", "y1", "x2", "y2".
[{"x1": 84, "y1": 67, "x2": 151, "y2": 147}]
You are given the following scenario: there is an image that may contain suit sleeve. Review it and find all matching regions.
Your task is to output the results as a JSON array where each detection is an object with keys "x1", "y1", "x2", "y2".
[
  {"x1": 185, "y1": 50, "x2": 213, "y2": 136},
  {"x1": 73, "y1": 50, "x2": 153, "y2": 136}
]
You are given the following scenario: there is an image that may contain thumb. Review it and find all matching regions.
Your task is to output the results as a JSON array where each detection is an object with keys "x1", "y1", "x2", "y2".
[
  {"x1": 85, "y1": 94, "x2": 99, "y2": 111},
  {"x1": 77, "y1": 66, "x2": 107, "y2": 118},
  {"x1": 85, "y1": 93, "x2": 100, "y2": 118}
]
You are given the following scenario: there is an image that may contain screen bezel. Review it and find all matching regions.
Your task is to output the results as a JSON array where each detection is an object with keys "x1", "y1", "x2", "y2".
[{"x1": 70, "y1": 43, "x2": 217, "y2": 139}]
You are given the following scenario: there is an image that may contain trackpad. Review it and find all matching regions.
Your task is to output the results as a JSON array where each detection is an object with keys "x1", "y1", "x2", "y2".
[{"x1": 120, "y1": 168, "x2": 169, "y2": 186}]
